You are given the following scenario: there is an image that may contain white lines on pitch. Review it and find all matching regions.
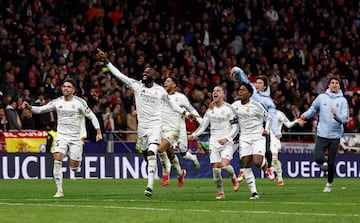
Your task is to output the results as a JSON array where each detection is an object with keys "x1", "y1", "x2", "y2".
[
  {"x1": 0, "y1": 198, "x2": 358, "y2": 207},
  {"x1": 0, "y1": 202, "x2": 358, "y2": 218}
]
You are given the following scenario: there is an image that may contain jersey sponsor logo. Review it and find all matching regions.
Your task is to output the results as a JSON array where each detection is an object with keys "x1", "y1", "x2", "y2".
[
  {"x1": 58, "y1": 110, "x2": 78, "y2": 118},
  {"x1": 139, "y1": 93, "x2": 160, "y2": 104}
]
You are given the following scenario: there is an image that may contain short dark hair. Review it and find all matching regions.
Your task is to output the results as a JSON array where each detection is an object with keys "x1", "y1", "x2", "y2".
[
  {"x1": 168, "y1": 76, "x2": 178, "y2": 86},
  {"x1": 328, "y1": 76, "x2": 340, "y2": 85},
  {"x1": 240, "y1": 82, "x2": 254, "y2": 96},
  {"x1": 256, "y1": 75, "x2": 269, "y2": 89},
  {"x1": 62, "y1": 78, "x2": 76, "y2": 88}
]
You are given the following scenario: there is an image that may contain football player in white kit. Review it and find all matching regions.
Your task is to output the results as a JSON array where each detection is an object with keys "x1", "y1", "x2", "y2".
[
  {"x1": 97, "y1": 49, "x2": 191, "y2": 197},
  {"x1": 188, "y1": 85, "x2": 239, "y2": 200},
  {"x1": 230, "y1": 67, "x2": 279, "y2": 181},
  {"x1": 159, "y1": 76, "x2": 202, "y2": 187},
  {"x1": 270, "y1": 109, "x2": 305, "y2": 186},
  {"x1": 23, "y1": 79, "x2": 103, "y2": 197},
  {"x1": 231, "y1": 82, "x2": 272, "y2": 200}
]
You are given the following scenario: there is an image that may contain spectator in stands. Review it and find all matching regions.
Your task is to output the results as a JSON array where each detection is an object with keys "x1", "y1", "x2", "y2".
[
  {"x1": 112, "y1": 103, "x2": 126, "y2": 139},
  {"x1": 0, "y1": 70, "x2": 19, "y2": 101},
  {"x1": 0, "y1": 105, "x2": 7, "y2": 131},
  {"x1": 86, "y1": 103, "x2": 104, "y2": 142},
  {"x1": 0, "y1": 0, "x2": 359, "y2": 135},
  {"x1": 21, "y1": 108, "x2": 35, "y2": 130},
  {"x1": 5, "y1": 100, "x2": 22, "y2": 131},
  {"x1": 102, "y1": 106, "x2": 114, "y2": 141},
  {"x1": 126, "y1": 105, "x2": 138, "y2": 141}
]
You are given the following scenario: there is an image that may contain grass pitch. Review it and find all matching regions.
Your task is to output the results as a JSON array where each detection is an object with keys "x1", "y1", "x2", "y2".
[{"x1": 0, "y1": 178, "x2": 358, "y2": 223}]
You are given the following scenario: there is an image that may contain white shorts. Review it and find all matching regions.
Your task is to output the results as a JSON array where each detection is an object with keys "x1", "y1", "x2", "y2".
[
  {"x1": 138, "y1": 127, "x2": 161, "y2": 151},
  {"x1": 239, "y1": 135, "x2": 266, "y2": 158},
  {"x1": 53, "y1": 135, "x2": 83, "y2": 161},
  {"x1": 161, "y1": 128, "x2": 180, "y2": 145},
  {"x1": 209, "y1": 142, "x2": 234, "y2": 163},
  {"x1": 270, "y1": 136, "x2": 281, "y2": 154}
]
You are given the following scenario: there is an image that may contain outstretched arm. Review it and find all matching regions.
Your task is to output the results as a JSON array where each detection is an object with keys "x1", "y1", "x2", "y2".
[
  {"x1": 188, "y1": 111, "x2": 210, "y2": 140},
  {"x1": 23, "y1": 101, "x2": 55, "y2": 114},
  {"x1": 96, "y1": 48, "x2": 134, "y2": 88},
  {"x1": 280, "y1": 110, "x2": 305, "y2": 129},
  {"x1": 230, "y1": 66, "x2": 249, "y2": 84}
]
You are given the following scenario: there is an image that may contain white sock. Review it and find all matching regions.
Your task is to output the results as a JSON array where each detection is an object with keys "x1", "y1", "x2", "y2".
[
  {"x1": 221, "y1": 165, "x2": 236, "y2": 178},
  {"x1": 244, "y1": 168, "x2": 257, "y2": 194},
  {"x1": 159, "y1": 152, "x2": 171, "y2": 175},
  {"x1": 213, "y1": 168, "x2": 223, "y2": 193},
  {"x1": 272, "y1": 158, "x2": 283, "y2": 181},
  {"x1": 53, "y1": 160, "x2": 63, "y2": 192},
  {"x1": 170, "y1": 155, "x2": 182, "y2": 176},
  {"x1": 182, "y1": 151, "x2": 196, "y2": 162},
  {"x1": 147, "y1": 155, "x2": 157, "y2": 189}
]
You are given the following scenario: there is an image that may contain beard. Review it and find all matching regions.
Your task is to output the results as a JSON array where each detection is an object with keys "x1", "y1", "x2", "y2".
[{"x1": 141, "y1": 76, "x2": 153, "y2": 84}]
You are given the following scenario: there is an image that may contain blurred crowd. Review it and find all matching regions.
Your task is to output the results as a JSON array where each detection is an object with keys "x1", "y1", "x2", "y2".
[{"x1": 1, "y1": 0, "x2": 360, "y2": 140}]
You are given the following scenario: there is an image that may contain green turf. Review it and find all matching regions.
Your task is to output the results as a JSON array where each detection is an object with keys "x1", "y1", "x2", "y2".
[{"x1": 0, "y1": 178, "x2": 358, "y2": 223}]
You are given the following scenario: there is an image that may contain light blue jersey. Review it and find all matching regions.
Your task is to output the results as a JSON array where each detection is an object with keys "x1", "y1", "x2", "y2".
[
  {"x1": 303, "y1": 88, "x2": 349, "y2": 139},
  {"x1": 232, "y1": 66, "x2": 281, "y2": 136}
]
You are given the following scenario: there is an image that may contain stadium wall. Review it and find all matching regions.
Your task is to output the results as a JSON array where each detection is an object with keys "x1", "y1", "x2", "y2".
[{"x1": 1, "y1": 153, "x2": 359, "y2": 179}]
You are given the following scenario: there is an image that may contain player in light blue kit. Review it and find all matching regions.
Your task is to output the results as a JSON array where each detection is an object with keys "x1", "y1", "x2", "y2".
[{"x1": 301, "y1": 77, "x2": 349, "y2": 192}]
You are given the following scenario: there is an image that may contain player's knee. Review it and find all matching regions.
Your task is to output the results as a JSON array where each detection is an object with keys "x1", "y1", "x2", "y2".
[
  {"x1": 272, "y1": 156, "x2": 278, "y2": 163},
  {"x1": 70, "y1": 163, "x2": 80, "y2": 172},
  {"x1": 258, "y1": 157, "x2": 266, "y2": 168},
  {"x1": 71, "y1": 166, "x2": 80, "y2": 172},
  {"x1": 147, "y1": 150, "x2": 155, "y2": 156},
  {"x1": 178, "y1": 144, "x2": 187, "y2": 153},
  {"x1": 272, "y1": 159, "x2": 278, "y2": 166},
  {"x1": 147, "y1": 154, "x2": 156, "y2": 161},
  {"x1": 168, "y1": 154, "x2": 175, "y2": 160}
]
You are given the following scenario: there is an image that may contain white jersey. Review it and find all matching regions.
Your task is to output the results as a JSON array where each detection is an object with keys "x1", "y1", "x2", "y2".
[
  {"x1": 231, "y1": 99, "x2": 271, "y2": 137},
  {"x1": 162, "y1": 92, "x2": 200, "y2": 131},
  {"x1": 270, "y1": 110, "x2": 297, "y2": 141},
  {"x1": 31, "y1": 96, "x2": 100, "y2": 140},
  {"x1": 80, "y1": 115, "x2": 87, "y2": 139},
  {"x1": 107, "y1": 63, "x2": 185, "y2": 130},
  {"x1": 192, "y1": 102, "x2": 238, "y2": 146}
]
